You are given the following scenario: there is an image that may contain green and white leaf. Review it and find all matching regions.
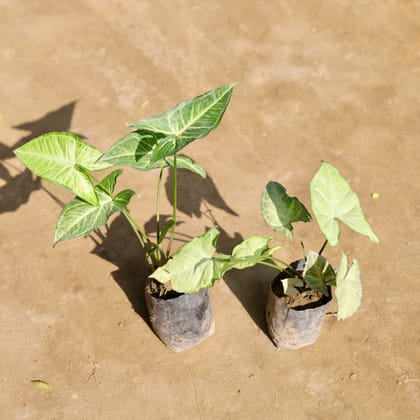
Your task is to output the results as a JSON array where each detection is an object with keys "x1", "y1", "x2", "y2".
[
  {"x1": 97, "y1": 169, "x2": 123, "y2": 195},
  {"x1": 310, "y1": 162, "x2": 379, "y2": 246},
  {"x1": 98, "y1": 130, "x2": 206, "y2": 177},
  {"x1": 150, "y1": 226, "x2": 219, "y2": 293},
  {"x1": 261, "y1": 181, "x2": 311, "y2": 239},
  {"x1": 98, "y1": 130, "x2": 163, "y2": 169},
  {"x1": 113, "y1": 189, "x2": 136, "y2": 209},
  {"x1": 127, "y1": 83, "x2": 236, "y2": 158},
  {"x1": 55, "y1": 173, "x2": 134, "y2": 243},
  {"x1": 335, "y1": 253, "x2": 362, "y2": 320},
  {"x1": 169, "y1": 155, "x2": 206, "y2": 178},
  {"x1": 303, "y1": 251, "x2": 336, "y2": 295},
  {"x1": 149, "y1": 137, "x2": 177, "y2": 163},
  {"x1": 14, "y1": 132, "x2": 112, "y2": 205},
  {"x1": 215, "y1": 236, "x2": 279, "y2": 278},
  {"x1": 281, "y1": 277, "x2": 304, "y2": 296}
]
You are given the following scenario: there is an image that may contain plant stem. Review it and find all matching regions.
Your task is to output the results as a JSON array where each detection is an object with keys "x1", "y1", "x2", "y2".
[
  {"x1": 122, "y1": 209, "x2": 155, "y2": 272},
  {"x1": 156, "y1": 168, "x2": 164, "y2": 244},
  {"x1": 267, "y1": 258, "x2": 304, "y2": 279},
  {"x1": 258, "y1": 260, "x2": 296, "y2": 275},
  {"x1": 154, "y1": 167, "x2": 165, "y2": 265},
  {"x1": 318, "y1": 239, "x2": 328, "y2": 256},
  {"x1": 166, "y1": 153, "x2": 177, "y2": 258}
]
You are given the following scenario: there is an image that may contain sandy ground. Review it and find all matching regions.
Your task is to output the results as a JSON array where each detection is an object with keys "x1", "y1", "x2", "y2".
[{"x1": 1, "y1": 1, "x2": 419, "y2": 419}]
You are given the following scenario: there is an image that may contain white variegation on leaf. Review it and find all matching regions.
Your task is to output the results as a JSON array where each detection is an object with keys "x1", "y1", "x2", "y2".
[
  {"x1": 55, "y1": 170, "x2": 134, "y2": 243},
  {"x1": 335, "y1": 253, "x2": 362, "y2": 320},
  {"x1": 127, "y1": 84, "x2": 236, "y2": 159},
  {"x1": 310, "y1": 162, "x2": 379, "y2": 246},
  {"x1": 151, "y1": 230, "x2": 278, "y2": 294},
  {"x1": 98, "y1": 130, "x2": 206, "y2": 177},
  {"x1": 14, "y1": 132, "x2": 112, "y2": 205},
  {"x1": 215, "y1": 236, "x2": 279, "y2": 278},
  {"x1": 150, "y1": 227, "x2": 220, "y2": 293}
]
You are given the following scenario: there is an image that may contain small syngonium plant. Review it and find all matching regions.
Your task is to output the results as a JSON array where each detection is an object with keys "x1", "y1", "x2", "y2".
[
  {"x1": 14, "y1": 84, "x2": 275, "y2": 295},
  {"x1": 260, "y1": 162, "x2": 379, "y2": 319}
]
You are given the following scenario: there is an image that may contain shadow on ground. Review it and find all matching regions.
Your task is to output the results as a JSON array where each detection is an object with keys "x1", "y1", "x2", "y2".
[
  {"x1": 165, "y1": 167, "x2": 274, "y2": 336},
  {"x1": 165, "y1": 166, "x2": 239, "y2": 218},
  {"x1": 224, "y1": 265, "x2": 277, "y2": 337},
  {"x1": 0, "y1": 102, "x2": 78, "y2": 213},
  {"x1": 90, "y1": 214, "x2": 151, "y2": 323}
]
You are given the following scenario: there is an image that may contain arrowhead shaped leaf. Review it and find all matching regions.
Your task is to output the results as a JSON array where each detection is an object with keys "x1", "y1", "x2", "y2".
[
  {"x1": 14, "y1": 132, "x2": 112, "y2": 205},
  {"x1": 127, "y1": 83, "x2": 236, "y2": 157},
  {"x1": 98, "y1": 130, "x2": 206, "y2": 177},
  {"x1": 303, "y1": 251, "x2": 336, "y2": 295},
  {"x1": 150, "y1": 226, "x2": 219, "y2": 293},
  {"x1": 97, "y1": 169, "x2": 123, "y2": 195},
  {"x1": 215, "y1": 236, "x2": 279, "y2": 278},
  {"x1": 98, "y1": 130, "x2": 163, "y2": 169},
  {"x1": 113, "y1": 189, "x2": 136, "y2": 209},
  {"x1": 261, "y1": 181, "x2": 311, "y2": 238},
  {"x1": 169, "y1": 156, "x2": 206, "y2": 178},
  {"x1": 55, "y1": 172, "x2": 134, "y2": 243},
  {"x1": 310, "y1": 162, "x2": 379, "y2": 246},
  {"x1": 335, "y1": 253, "x2": 362, "y2": 320}
]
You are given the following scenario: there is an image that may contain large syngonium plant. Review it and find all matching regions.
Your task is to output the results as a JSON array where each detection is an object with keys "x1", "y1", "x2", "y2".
[{"x1": 15, "y1": 84, "x2": 276, "y2": 294}]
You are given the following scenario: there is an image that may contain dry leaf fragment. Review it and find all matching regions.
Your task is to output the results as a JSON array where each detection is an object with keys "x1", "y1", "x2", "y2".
[{"x1": 31, "y1": 379, "x2": 52, "y2": 391}]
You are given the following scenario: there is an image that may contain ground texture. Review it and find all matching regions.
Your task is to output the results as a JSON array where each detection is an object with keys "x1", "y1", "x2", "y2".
[{"x1": 1, "y1": 1, "x2": 419, "y2": 419}]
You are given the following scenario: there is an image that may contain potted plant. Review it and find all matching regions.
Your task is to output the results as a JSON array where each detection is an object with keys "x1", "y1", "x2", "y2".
[
  {"x1": 258, "y1": 162, "x2": 379, "y2": 349},
  {"x1": 14, "y1": 84, "x2": 275, "y2": 352}
]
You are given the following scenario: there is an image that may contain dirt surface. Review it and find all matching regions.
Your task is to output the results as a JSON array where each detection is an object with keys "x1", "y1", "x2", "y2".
[{"x1": 1, "y1": 1, "x2": 419, "y2": 419}]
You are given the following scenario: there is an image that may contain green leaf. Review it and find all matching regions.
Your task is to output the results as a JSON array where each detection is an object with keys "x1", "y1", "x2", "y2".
[
  {"x1": 303, "y1": 251, "x2": 336, "y2": 295},
  {"x1": 336, "y1": 253, "x2": 362, "y2": 320},
  {"x1": 149, "y1": 137, "x2": 177, "y2": 163},
  {"x1": 98, "y1": 130, "x2": 163, "y2": 170},
  {"x1": 31, "y1": 379, "x2": 52, "y2": 392},
  {"x1": 168, "y1": 156, "x2": 206, "y2": 178},
  {"x1": 54, "y1": 173, "x2": 134, "y2": 243},
  {"x1": 150, "y1": 227, "x2": 219, "y2": 293},
  {"x1": 212, "y1": 253, "x2": 232, "y2": 281},
  {"x1": 113, "y1": 189, "x2": 136, "y2": 209},
  {"x1": 158, "y1": 219, "x2": 175, "y2": 243},
  {"x1": 281, "y1": 277, "x2": 304, "y2": 296},
  {"x1": 216, "y1": 236, "x2": 279, "y2": 278},
  {"x1": 261, "y1": 181, "x2": 311, "y2": 239},
  {"x1": 310, "y1": 162, "x2": 379, "y2": 246},
  {"x1": 97, "y1": 169, "x2": 123, "y2": 195},
  {"x1": 14, "y1": 132, "x2": 112, "y2": 205},
  {"x1": 127, "y1": 83, "x2": 236, "y2": 157},
  {"x1": 98, "y1": 130, "x2": 206, "y2": 177}
]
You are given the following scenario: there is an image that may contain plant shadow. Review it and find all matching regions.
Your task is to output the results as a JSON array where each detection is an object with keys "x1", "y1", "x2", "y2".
[
  {"x1": 90, "y1": 214, "x2": 150, "y2": 322},
  {"x1": 165, "y1": 167, "x2": 273, "y2": 337},
  {"x1": 224, "y1": 265, "x2": 277, "y2": 337},
  {"x1": 165, "y1": 166, "x2": 238, "y2": 218},
  {"x1": 0, "y1": 101, "x2": 78, "y2": 213}
]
